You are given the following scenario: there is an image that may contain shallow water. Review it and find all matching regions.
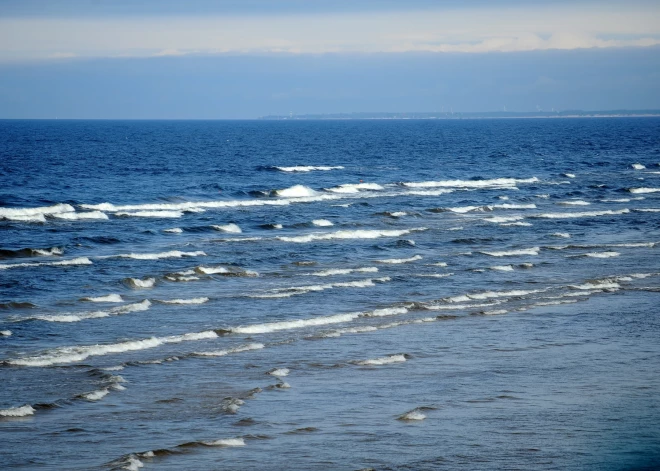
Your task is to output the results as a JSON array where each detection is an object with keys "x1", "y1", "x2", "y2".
[{"x1": 1, "y1": 118, "x2": 660, "y2": 470}]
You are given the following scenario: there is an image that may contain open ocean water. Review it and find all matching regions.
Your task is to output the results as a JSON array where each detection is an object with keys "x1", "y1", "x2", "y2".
[{"x1": 1, "y1": 118, "x2": 659, "y2": 470}]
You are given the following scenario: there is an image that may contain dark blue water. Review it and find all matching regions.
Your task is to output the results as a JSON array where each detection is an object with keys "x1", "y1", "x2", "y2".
[{"x1": 1, "y1": 119, "x2": 660, "y2": 470}]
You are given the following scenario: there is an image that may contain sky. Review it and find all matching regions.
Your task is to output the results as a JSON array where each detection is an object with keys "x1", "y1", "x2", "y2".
[{"x1": 1, "y1": 0, "x2": 659, "y2": 118}]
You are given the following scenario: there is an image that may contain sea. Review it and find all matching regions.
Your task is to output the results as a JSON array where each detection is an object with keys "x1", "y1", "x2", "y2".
[{"x1": 1, "y1": 118, "x2": 659, "y2": 470}]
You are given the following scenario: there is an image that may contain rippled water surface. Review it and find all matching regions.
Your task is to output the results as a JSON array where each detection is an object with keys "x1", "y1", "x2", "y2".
[{"x1": 1, "y1": 119, "x2": 660, "y2": 470}]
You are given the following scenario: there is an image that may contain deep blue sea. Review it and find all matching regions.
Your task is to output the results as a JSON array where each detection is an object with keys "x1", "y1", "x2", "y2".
[{"x1": 1, "y1": 118, "x2": 660, "y2": 470}]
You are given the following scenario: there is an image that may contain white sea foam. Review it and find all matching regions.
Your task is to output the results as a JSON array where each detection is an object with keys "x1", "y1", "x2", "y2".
[
  {"x1": 432, "y1": 262, "x2": 448, "y2": 267},
  {"x1": 1, "y1": 330, "x2": 12, "y2": 336},
  {"x1": 276, "y1": 185, "x2": 318, "y2": 198},
  {"x1": 415, "y1": 273, "x2": 453, "y2": 278},
  {"x1": 268, "y1": 367, "x2": 290, "y2": 377},
  {"x1": 357, "y1": 354, "x2": 407, "y2": 366},
  {"x1": 559, "y1": 200, "x2": 590, "y2": 206},
  {"x1": 212, "y1": 223, "x2": 242, "y2": 233},
  {"x1": 632, "y1": 163, "x2": 646, "y2": 170},
  {"x1": 398, "y1": 410, "x2": 426, "y2": 421},
  {"x1": 116, "y1": 210, "x2": 183, "y2": 218},
  {"x1": 53, "y1": 211, "x2": 109, "y2": 220},
  {"x1": 0, "y1": 257, "x2": 92, "y2": 270},
  {"x1": 425, "y1": 302, "x2": 499, "y2": 310},
  {"x1": 483, "y1": 216, "x2": 524, "y2": 223},
  {"x1": 481, "y1": 309, "x2": 508, "y2": 315},
  {"x1": 275, "y1": 165, "x2": 343, "y2": 172},
  {"x1": 163, "y1": 228, "x2": 183, "y2": 233},
  {"x1": 325, "y1": 182, "x2": 385, "y2": 193},
  {"x1": 203, "y1": 438, "x2": 246, "y2": 447},
  {"x1": 376, "y1": 255, "x2": 422, "y2": 264},
  {"x1": 312, "y1": 219, "x2": 334, "y2": 227},
  {"x1": 251, "y1": 277, "x2": 389, "y2": 298},
  {"x1": 481, "y1": 247, "x2": 540, "y2": 257},
  {"x1": 551, "y1": 232, "x2": 571, "y2": 238},
  {"x1": 636, "y1": 208, "x2": 660, "y2": 212},
  {"x1": 127, "y1": 278, "x2": 155, "y2": 288},
  {"x1": 563, "y1": 173, "x2": 576, "y2": 178},
  {"x1": 500, "y1": 221, "x2": 533, "y2": 227},
  {"x1": 158, "y1": 297, "x2": 209, "y2": 304},
  {"x1": 277, "y1": 228, "x2": 424, "y2": 243},
  {"x1": 82, "y1": 294, "x2": 124, "y2": 303},
  {"x1": 629, "y1": 188, "x2": 660, "y2": 194},
  {"x1": 386, "y1": 211, "x2": 408, "y2": 217},
  {"x1": 404, "y1": 189, "x2": 456, "y2": 196},
  {"x1": 7, "y1": 330, "x2": 218, "y2": 366},
  {"x1": 582, "y1": 251, "x2": 620, "y2": 258},
  {"x1": 194, "y1": 343, "x2": 264, "y2": 357},
  {"x1": 29, "y1": 300, "x2": 151, "y2": 323},
  {"x1": 491, "y1": 203, "x2": 537, "y2": 210},
  {"x1": 533, "y1": 209, "x2": 630, "y2": 219},
  {"x1": 447, "y1": 205, "x2": 482, "y2": 213},
  {"x1": 0, "y1": 405, "x2": 35, "y2": 417},
  {"x1": 490, "y1": 265, "x2": 514, "y2": 271},
  {"x1": 309, "y1": 267, "x2": 378, "y2": 277},
  {"x1": 364, "y1": 307, "x2": 409, "y2": 317},
  {"x1": 80, "y1": 388, "x2": 110, "y2": 401},
  {"x1": 536, "y1": 194, "x2": 550, "y2": 199},
  {"x1": 112, "y1": 251, "x2": 205, "y2": 260},
  {"x1": 232, "y1": 312, "x2": 361, "y2": 334},
  {"x1": 570, "y1": 281, "x2": 620, "y2": 290},
  {"x1": 0, "y1": 203, "x2": 75, "y2": 220},
  {"x1": 401, "y1": 177, "x2": 538, "y2": 189}
]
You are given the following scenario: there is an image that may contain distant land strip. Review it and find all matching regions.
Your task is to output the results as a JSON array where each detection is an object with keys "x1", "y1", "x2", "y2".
[{"x1": 258, "y1": 110, "x2": 660, "y2": 120}]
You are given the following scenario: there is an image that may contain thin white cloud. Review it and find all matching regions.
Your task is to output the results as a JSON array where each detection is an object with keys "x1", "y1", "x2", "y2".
[{"x1": 0, "y1": 4, "x2": 659, "y2": 60}]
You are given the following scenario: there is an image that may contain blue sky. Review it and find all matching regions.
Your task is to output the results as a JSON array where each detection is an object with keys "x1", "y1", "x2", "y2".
[{"x1": 0, "y1": 0, "x2": 659, "y2": 118}]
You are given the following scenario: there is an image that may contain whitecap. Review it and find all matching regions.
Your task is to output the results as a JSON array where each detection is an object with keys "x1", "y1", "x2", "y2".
[
  {"x1": 582, "y1": 251, "x2": 620, "y2": 258},
  {"x1": 232, "y1": 312, "x2": 361, "y2": 334},
  {"x1": 483, "y1": 216, "x2": 524, "y2": 223},
  {"x1": 398, "y1": 410, "x2": 426, "y2": 421},
  {"x1": 559, "y1": 200, "x2": 590, "y2": 206},
  {"x1": 363, "y1": 307, "x2": 409, "y2": 317},
  {"x1": 629, "y1": 188, "x2": 660, "y2": 194},
  {"x1": 194, "y1": 343, "x2": 264, "y2": 357},
  {"x1": 212, "y1": 223, "x2": 242, "y2": 233},
  {"x1": 636, "y1": 208, "x2": 660, "y2": 212},
  {"x1": 533, "y1": 209, "x2": 629, "y2": 219},
  {"x1": 80, "y1": 388, "x2": 110, "y2": 401},
  {"x1": 277, "y1": 228, "x2": 424, "y2": 243},
  {"x1": 163, "y1": 228, "x2": 183, "y2": 233},
  {"x1": 357, "y1": 354, "x2": 407, "y2": 366},
  {"x1": 0, "y1": 405, "x2": 35, "y2": 417},
  {"x1": 632, "y1": 163, "x2": 646, "y2": 170},
  {"x1": 500, "y1": 222, "x2": 533, "y2": 227},
  {"x1": 490, "y1": 265, "x2": 514, "y2": 271},
  {"x1": 0, "y1": 330, "x2": 12, "y2": 337},
  {"x1": 7, "y1": 330, "x2": 218, "y2": 366},
  {"x1": 551, "y1": 232, "x2": 571, "y2": 238},
  {"x1": 157, "y1": 297, "x2": 209, "y2": 304},
  {"x1": 275, "y1": 165, "x2": 343, "y2": 172},
  {"x1": 53, "y1": 211, "x2": 109, "y2": 220},
  {"x1": 481, "y1": 247, "x2": 539, "y2": 257},
  {"x1": 116, "y1": 210, "x2": 183, "y2": 218},
  {"x1": 195, "y1": 266, "x2": 229, "y2": 275},
  {"x1": 112, "y1": 250, "x2": 205, "y2": 260},
  {"x1": 563, "y1": 173, "x2": 576, "y2": 178},
  {"x1": 0, "y1": 203, "x2": 75, "y2": 220},
  {"x1": 312, "y1": 219, "x2": 334, "y2": 227},
  {"x1": 308, "y1": 267, "x2": 378, "y2": 276},
  {"x1": 127, "y1": 278, "x2": 156, "y2": 289},
  {"x1": 203, "y1": 438, "x2": 246, "y2": 447},
  {"x1": 81, "y1": 294, "x2": 124, "y2": 303},
  {"x1": 375, "y1": 255, "x2": 422, "y2": 264},
  {"x1": 275, "y1": 185, "x2": 318, "y2": 198},
  {"x1": 401, "y1": 177, "x2": 538, "y2": 189},
  {"x1": 268, "y1": 368, "x2": 290, "y2": 377},
  {"x1": 0, "y1": 257, "x2": 92, "y2": 270},
  {"x1": 28, "y1": 300, "x2": 151, "y2": 323},
  {"x1": 325, "y1": 182, "x2": 384, "y2": 193}
]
